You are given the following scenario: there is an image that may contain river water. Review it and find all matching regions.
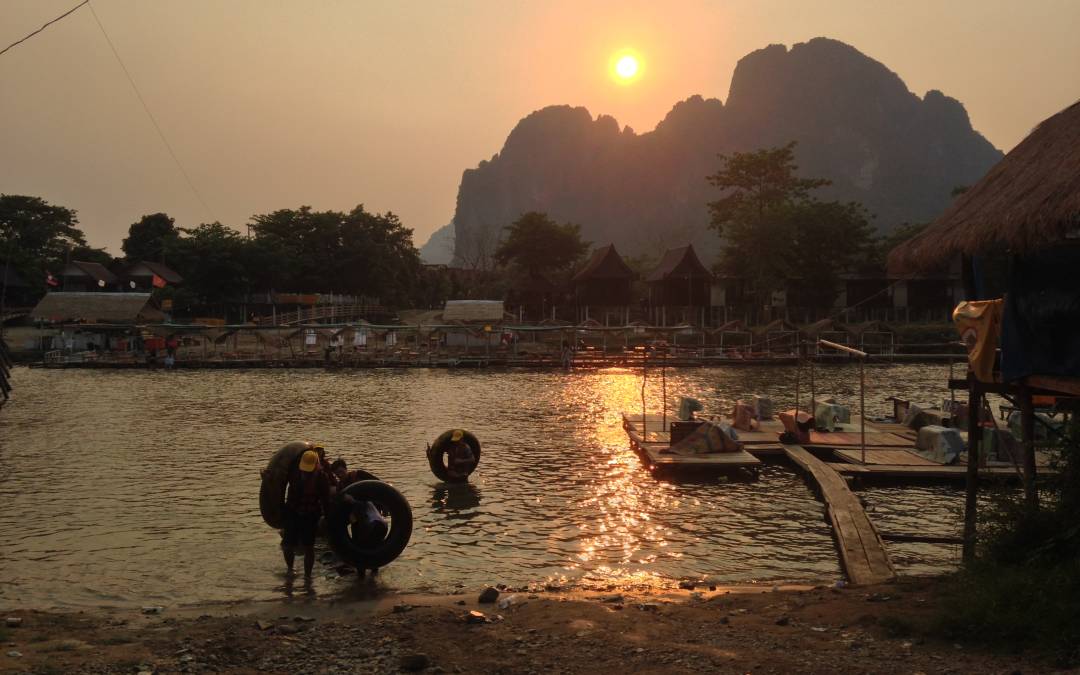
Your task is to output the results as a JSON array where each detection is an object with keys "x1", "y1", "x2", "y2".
[{"x1": 0, "y1": 364, "x2": 969, "y2": 609}]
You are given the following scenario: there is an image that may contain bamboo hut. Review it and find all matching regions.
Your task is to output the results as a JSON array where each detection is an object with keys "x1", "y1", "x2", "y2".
[{"x1": 889, "y1": 99, "x2": 1080, "y2": 559}]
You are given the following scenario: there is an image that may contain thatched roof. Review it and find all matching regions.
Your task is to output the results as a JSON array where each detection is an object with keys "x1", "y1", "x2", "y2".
[
  {"x1": 30, "y1": 292, "x2": 163, "y2": 323},
  {"x1": 889, "y1": 100, "x2": 1080, "y2": 274},
  {"x1": 442, "y1": 300, "x2": 505, "y2": 323},
  {"x1": 572, "y1": 244, "x2": 635, "y2": 282},
  {"x1": 646, "y1": 245, "x2": 711, "y2": 282}
]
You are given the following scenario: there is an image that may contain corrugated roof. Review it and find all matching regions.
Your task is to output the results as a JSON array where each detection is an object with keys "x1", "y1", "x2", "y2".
[
  {"x1": 61, "y1": 261, "x2": 118, "y2": 285},
  {"x1": 126, "y1": 261, "x2": 184, "y2": 284},
  {"x1": 646, "y1": 245, "x2": 711, "y2": 282},
  {"x1": 889, "y1": 99, "x2": 1080, "y2": 273},
  {"x1": 30, "y1": 292, "x2": 164, "y2": 323},
  {"x1": 442, "y1": 300, "x2": 505, "y2": 322},
  {"x1": 572, "y1": 244, "x2": 635, "y2": 282}
]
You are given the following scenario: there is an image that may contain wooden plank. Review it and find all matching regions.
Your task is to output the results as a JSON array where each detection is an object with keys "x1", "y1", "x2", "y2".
[
  {"x1": 834, "y1": 448, "x2": 940, "y2": 466},
  {"x1": 782, "y1": 444, "x2": 896, "y2": 586},
  {"x1": 808, "y1": 431, "x2": 913, "y2": 447}
]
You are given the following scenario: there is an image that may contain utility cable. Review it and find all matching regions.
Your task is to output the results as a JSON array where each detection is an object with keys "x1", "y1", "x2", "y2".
[
  {"x1": 0, "y1": 0, "x2": 89, "y2": 57},
  {"x1": 86, "y1": 0, "x2": 216, "y2": 223}
]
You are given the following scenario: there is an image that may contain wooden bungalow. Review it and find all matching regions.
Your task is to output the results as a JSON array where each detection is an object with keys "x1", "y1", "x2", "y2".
[
  {"x1": 646, "y1": 245, "x2": 712, "y2": 326},
  {"x1": 59, "y1": 261, "x2": 118, "y2": 292},
  {"x1": 571, "y1": 244, "x2": 635, "y2": 325},
  {"x1": 123, "y1": 261, "x2": 184, "y2": 291},
  {"x1": 889, "y1": 99, "x2": 1080, "y2": 559}
]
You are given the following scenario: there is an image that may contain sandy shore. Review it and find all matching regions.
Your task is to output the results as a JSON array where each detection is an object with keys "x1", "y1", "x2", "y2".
[{"x1": 0, "y1": 577, "x2": 1044, "y2": 674}]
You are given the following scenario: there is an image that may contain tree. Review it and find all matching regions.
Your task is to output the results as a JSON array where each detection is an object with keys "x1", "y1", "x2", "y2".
[
  {"x1": 495, "y1": 212, "x2": 590, "y2": 277},
  {"x1": 122, "y1": 213, "x2": 179, "y2": 263},
  {"x1": 788, "y1": 201, "x2": 875, "y2": 308},
  {"x1": 0, "y1": 194, "x2": 88, "y2": 289},
  {"x1": 706, "y1": 143, "x2": 875, "y2": 307}
]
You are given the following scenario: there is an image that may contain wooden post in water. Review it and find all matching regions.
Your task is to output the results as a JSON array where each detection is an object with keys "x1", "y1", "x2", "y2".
[
  {"x1": 963, "y1": 373, "x2": 982, "y2": 562},
  {"x1": 1020, "y1": 385, "x2": 1038, "y2": 510}
]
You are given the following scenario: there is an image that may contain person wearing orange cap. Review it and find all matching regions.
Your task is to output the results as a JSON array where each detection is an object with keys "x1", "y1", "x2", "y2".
[
  {"x1": 281, "y1": 449, "x2": 331, "y2": 577},
  {"x1": 445, "y1": 429, "x2": 476, "y2": 481}
]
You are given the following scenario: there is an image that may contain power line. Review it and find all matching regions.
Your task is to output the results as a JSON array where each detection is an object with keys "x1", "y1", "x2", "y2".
[
  {"x1": 86, "y1": 0, "x2": 216, "y2": 223},
  {"x1": 0, "y1": 0, "x2": 89, "y2": 57}
]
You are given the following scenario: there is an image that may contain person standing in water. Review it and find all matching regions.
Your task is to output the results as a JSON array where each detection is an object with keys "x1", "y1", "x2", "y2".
[
  {"x1": 281, "y1": 449, "x2": 331, "y2": 578},
  {"x1": 445, "y1": 429, "x2": 476, "y2": 481}
]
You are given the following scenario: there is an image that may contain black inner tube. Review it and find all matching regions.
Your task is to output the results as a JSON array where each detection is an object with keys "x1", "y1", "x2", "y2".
[
  {"x1": 326, "y1": 480, "x2": 413, "y2": 569},
  {"x1": 426, "y1": 430, "x2": 481, "y2": 483}
]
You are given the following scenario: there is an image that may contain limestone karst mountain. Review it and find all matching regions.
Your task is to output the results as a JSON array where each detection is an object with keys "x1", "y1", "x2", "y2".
[{"x1": 451, "y1": 38, "x2": 1002, "y2": 266}]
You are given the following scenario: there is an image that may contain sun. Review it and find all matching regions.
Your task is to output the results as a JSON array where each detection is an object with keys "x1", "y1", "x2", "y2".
[{"x1": 611, "y1": 50, "x2": 642, "y2": 84}]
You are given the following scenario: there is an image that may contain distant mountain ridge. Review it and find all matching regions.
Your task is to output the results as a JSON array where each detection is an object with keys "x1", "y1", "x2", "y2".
[{"x1": 451, "y1": 37, "x2": 1002, "y2": 266}]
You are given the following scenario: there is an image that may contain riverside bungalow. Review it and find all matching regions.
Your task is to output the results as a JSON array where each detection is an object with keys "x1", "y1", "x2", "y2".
[
  {"x1": 123, "y1": 261, "x2": 184, "y2": 291},
  {"x1": 889, "y1": 99, "x2": 1080, "y2": 557},
  {"x1": 441, "y1": 300, "x2": 506, "y2": 348},
  {"x1": 58, "y1": 261, "x2": 119, "y2": 292},
  {"x1": 647, "y1": 245, "x2": 712, "y2": 326},
  {"x1": 571, "y1": 244, "x2": 636, "y2": 325}
]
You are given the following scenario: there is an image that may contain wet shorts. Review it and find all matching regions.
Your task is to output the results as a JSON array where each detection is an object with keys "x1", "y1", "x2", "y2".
[{"x1": 282, "y1": 510, "x2": 320, "y2": 548}]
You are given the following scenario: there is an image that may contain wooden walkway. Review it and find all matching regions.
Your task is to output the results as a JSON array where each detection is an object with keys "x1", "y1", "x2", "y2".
[{"x1": 782, "y1": 444, "x2": 896, "y2": 586}]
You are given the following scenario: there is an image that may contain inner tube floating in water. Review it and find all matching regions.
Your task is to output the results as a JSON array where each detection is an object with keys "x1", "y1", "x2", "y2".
[
  {"x1": 426, "y1": 429, "x2": 481, "y2": 483},
  {"x1": 326, "y1": 480, "x2": 413, "y2": 570}
]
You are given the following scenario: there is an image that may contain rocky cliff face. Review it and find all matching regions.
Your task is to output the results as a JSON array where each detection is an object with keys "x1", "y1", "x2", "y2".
[{"x1": 452, "y1": 38, "x2": 1002, "y2": 265}]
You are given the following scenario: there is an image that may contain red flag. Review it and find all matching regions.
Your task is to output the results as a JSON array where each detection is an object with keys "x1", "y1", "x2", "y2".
[
  {"x1": 46, "y1": 271, "x2": 59, "y2": 287},
  {"x1": 151, "y1": 274, "x2": 166, "y2": 288}
]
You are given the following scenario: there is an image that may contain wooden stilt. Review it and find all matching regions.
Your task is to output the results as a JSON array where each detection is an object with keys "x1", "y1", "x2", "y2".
[
  {"x1": 962, "y1": 374, "x2": 983, "y2": 562},
  {"x1": 1020, "y1": 385, "x2": 1038, "y2": 510}
]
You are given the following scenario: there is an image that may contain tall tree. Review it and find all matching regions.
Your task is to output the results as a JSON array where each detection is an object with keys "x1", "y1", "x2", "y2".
[
  {"x1": 707, "y1": 143, "x2": 866, "y2": 307},
  {"x1": 495, "y1": 212, "x2": 590, "y2": 277},
  {"x1": 122, "y1": 213, "x2": 179, "y2": 263},
  {"x1": 0, "y1": 194, "x2": 88, "y2": 289}
]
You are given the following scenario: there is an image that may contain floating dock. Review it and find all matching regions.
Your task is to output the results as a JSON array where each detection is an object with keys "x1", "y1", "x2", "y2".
[{"x1": 620, "y1": 414, "x2": 761, "y2": 473}]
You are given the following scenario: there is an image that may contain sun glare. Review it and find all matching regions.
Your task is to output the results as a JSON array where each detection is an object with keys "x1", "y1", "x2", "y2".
[{"x1": 611, "y1": 51, "x2": 641, "y2": 84}]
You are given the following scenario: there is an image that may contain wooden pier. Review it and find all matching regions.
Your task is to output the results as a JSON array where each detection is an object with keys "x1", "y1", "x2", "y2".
[{"x1": 781, "y1": 444, "x2": 897, "y2": 586}]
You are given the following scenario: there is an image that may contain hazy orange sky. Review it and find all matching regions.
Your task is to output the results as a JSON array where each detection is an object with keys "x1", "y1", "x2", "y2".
[{"x1": 3, "y1": 0, "x2": 1078, "y2": 254}]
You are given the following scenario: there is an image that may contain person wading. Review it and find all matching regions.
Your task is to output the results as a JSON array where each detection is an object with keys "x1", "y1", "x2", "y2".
[
  {"x1": 445, "y1": 430, "x2": 476, "y2": 481},
  {"x1": 282, "y1": 449, "x2": 331, "y2": 578}
]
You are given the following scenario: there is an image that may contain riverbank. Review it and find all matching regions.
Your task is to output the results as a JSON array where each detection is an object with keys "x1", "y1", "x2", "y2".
[{"x1": 0, "y1": 577, "x2": 1046, "y2": 674}]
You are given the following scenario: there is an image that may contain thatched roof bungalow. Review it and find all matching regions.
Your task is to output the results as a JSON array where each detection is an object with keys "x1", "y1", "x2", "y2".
[
  {"x1": 890, "y1": 100, "x2": 1080, "y2": 387},
  {"x1": 59, "y1": 261, "x2": 118, "y2": 292}
]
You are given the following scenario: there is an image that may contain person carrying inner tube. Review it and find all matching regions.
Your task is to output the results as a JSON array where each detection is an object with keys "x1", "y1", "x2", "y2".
[
  {"x1": 329, "y1": 459, "x2": 388, "y2": 547},
  {"x1": 282, "y1": 449, "x2": 332, "y2": 578},
  {"x1": 445, "y1": 429, "x2": 476, "y2": 481}
]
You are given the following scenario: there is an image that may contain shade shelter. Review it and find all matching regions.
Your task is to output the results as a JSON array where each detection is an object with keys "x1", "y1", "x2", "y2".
[
  {"x1": 646, "y1": 245, "x2": 712, "y2": 326},
  {"x1": 572, "y1": 244, "x2": 636, "y2": 324},
  {"x1": 31, "y1": 292, "x2": 163, "y2": 324},
  {"x1": 889, "y1": 99, "x2": 1080, "y2": 559}
]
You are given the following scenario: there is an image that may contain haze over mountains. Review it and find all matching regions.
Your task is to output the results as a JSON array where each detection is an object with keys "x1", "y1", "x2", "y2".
[{"x1": 443, "y1": 38, "x2": 1002, "y2": 267}]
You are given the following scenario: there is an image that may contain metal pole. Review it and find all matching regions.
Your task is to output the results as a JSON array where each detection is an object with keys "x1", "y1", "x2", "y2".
[
  {"x1": 641, "y1": 347, "x2": 648, "y2": 437},
  {"x1": 810, "y1": 354, "x2": 816, "y2": 421},
  {"x1": 662, "y1": 351, "x2": 667, "y2": 433},
  {"x1": 962, "y1": 375, "x2": 982, "y2": 561},
  {"x1": 795, "y1": 359, "x2": 800, "y2": 417}
]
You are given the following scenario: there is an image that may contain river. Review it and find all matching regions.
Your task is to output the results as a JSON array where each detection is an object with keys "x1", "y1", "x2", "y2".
[{"x1": 0, "y1": 363, "x2": 969, "y2": 609}]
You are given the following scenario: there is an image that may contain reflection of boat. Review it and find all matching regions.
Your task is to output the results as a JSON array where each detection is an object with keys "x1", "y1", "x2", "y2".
[{"x1": 621, "y1": 413, "x2": 761, "y2": 476}]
